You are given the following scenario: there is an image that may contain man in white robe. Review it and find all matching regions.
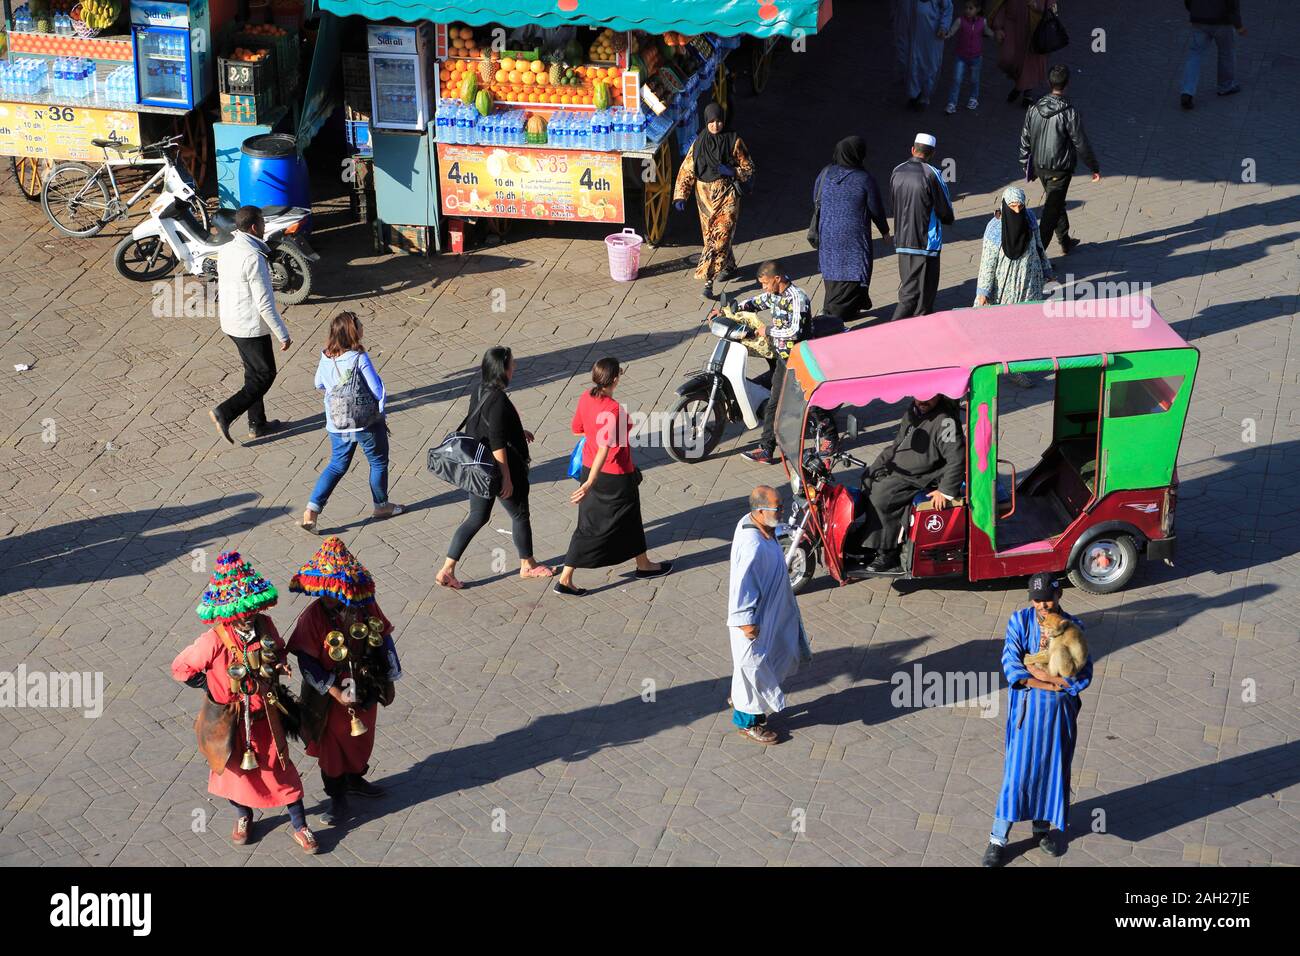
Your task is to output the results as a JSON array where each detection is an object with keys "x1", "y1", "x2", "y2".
[
  {"x1": 901, "y1": 0, "x2": 954, "y2": 110},
  {"x1": 727, "y1": 485, "x2": 810, "y2": 745}
]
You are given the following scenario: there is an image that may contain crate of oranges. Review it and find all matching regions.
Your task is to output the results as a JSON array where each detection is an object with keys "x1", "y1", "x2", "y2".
[
  {"x1": 441, "y1": 55, "x2": 625, "y2": 108},
  {"x1": 219, "y1": 43, "x2": 278, "y2": 101}
]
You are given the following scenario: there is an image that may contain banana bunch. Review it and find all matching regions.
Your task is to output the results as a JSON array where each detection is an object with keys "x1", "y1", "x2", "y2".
[{"x1": 79, "y1": 0, "x2": 121, "y2": 30}]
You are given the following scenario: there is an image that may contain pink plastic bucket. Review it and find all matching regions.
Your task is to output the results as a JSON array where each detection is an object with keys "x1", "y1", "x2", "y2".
[{"x1": 605, "y1": 228, "x2": 643, "y2": 282}]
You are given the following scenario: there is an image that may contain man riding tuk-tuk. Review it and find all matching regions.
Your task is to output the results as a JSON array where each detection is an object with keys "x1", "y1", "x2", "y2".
[{"x1": 773, "y1": 294, "x2": 1199, "y2": 595}]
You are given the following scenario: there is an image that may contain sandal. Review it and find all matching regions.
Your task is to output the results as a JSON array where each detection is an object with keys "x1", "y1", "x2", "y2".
[
  {"x1": 300, "y1": 512, "x2": 318, "y2": 534},
  {"x1": 436, "y1": 571, "x2": 464, "y2": 590},
  {"x1": 372, "y1": 503, "x2": 405, "y2": 520},
  {"x1": 290, "y1": 826, "x2": 319, "y2": 854},
  {"x1": 739, "y1": 725, "x2": 778, "y2": 745},
  {"x1": 520, "y1": 565, "x2": 555, "y2": 579}
]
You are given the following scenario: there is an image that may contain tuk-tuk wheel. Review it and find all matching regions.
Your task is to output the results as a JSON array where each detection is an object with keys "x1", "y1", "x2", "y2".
[
  {"x1": 1067, "y1": 534, "x2": 1138, "y2": 594},
  {"x1": 777, "y1": 527, "x2": 816, "y2": 594}
]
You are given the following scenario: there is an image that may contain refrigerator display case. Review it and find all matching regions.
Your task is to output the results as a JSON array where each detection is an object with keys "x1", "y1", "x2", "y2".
[
  {"x1": 367, "y1": 23, "x2": 432, "y2": 131},
  {"x1": 130, "y1": 0, "x2": 214, "y2": 110}
]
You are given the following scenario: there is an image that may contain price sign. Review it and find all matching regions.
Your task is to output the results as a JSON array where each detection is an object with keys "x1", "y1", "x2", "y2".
[
  {"x1": 0, "y1": 101, "x2": 141, "y2": 161},
  {"x1": 437, "y1": 143, "x2": 624, "y2": 223}
]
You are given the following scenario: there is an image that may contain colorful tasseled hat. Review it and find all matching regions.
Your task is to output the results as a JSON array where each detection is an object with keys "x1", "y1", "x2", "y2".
[
  {"x1": 197, "y1": 551, "x2": 278, "y2": 625},
  {"x1": 289, "y1": 536, "x2": 375, "y2": 607}
]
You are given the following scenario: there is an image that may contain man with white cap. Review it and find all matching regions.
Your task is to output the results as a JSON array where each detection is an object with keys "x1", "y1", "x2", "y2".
[{"x1": 889, "y1": 133, "x2": 954, "y2": 319}]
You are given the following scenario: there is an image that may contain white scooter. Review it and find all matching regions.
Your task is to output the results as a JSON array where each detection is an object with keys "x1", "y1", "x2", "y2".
[{"x1": 113, "y1": 135, "x2": 319, "y2": 305}]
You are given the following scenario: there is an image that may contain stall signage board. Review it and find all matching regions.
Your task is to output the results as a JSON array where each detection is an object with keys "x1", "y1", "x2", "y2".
[
  {"x1": 436, "y1": 143, "x2": 624, "y2": 223},
  {"x1": 0, "y1": 102, "x2": 141, "y2": 161}
]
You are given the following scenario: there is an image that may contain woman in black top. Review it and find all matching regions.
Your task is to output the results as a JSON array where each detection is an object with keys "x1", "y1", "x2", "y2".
[{"x1": 437, "y1": 347, "x2": 554, "y2": 588}]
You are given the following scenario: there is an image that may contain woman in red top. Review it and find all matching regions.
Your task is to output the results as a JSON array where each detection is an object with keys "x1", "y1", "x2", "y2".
[{"x1": 554, "y1": 358, "x2": 672, "y2": 596}]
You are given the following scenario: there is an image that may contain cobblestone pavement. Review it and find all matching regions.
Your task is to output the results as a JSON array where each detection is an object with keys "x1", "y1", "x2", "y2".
[{"x1": 0, "y1": 0, "x2": 1297, "y2": 867}]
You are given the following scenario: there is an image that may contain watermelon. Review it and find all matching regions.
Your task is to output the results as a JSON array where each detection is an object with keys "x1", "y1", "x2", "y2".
[
  {"x1": 475, "y1": 89, "x2": 493, "y2": 117},
  {"x1": 460, "y1": 73, "x2": 478, "y2": 105}
]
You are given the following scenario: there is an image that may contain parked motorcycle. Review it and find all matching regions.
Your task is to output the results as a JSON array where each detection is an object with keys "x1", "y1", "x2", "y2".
[{"x1": 113, "y1": 146, "x2": 318, "y2": 305}]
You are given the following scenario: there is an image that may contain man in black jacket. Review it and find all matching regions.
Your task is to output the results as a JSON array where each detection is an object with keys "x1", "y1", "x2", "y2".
[
  {"x1": 1019, "y1": 65, "x2": 1101, "y2": 255},
  {"x1": 889, "y1": 133, "x2": 954, "y2": 319},
  {"x1": 1179, "y1": 0, "x2": 1245, "y2": 109}
]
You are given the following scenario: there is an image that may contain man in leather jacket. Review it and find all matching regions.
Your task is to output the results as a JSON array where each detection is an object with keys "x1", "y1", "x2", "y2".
[{"x1": 1019, "y1": 64, "x2": 1101, "y2": 255}]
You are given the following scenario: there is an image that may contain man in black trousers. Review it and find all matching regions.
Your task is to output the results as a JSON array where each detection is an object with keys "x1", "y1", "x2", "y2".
[
  {"x1": 210, "y1": 206, "x2": 291, "y2": 444},
  {"x1": 890, "y1": 132, "x2": 954, "y2": 320},
  {"x1": 1020, "y1": 64, "x2": 1102, "y2": 256}
]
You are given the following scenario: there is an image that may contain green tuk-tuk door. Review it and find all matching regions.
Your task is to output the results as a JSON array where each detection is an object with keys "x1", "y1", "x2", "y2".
[{"x1": 1097, "y1": 348, "x2": 1200, "y2": 496}]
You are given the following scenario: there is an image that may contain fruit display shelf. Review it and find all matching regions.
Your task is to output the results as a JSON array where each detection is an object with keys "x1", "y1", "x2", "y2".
[{"x1": 8, "y1": 29, "x2": 133, "y2": 61}]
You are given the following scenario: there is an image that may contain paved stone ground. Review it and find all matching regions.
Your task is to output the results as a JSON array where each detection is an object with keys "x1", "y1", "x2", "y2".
[{"x1": 0, "y1": 0, "x2": 1297, "y2": 867}]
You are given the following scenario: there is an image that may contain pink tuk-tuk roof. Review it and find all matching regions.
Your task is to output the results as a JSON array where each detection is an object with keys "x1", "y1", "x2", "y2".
[{"x1": 791, "y1": 295, "x2": 1191, "y2": 403}]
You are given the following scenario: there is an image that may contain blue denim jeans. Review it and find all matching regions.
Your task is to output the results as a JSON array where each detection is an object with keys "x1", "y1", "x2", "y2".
[
  {"x1": 947, "y1": 55, "x2": 981, "y2": 108},
  {"x1": 1180, "y1": 24, "x2": 1237, "y2": 96},
  {"x1": 308, "y1": 425, "x2": 389, "y2": 513},
  {"x1": 990, "y1": 817, "x2": 1050, "y2": 847}
]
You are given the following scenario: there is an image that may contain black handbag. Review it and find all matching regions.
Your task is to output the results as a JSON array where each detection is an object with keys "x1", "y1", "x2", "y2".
[
  {"x1": 426, "y1": 391, "x2": 502, "y2": 498},
  {"x1": 1031, "y1": 10, "x2": 1069, "y2": 55},
  {"x1": 806, "y1": 166, "x2": 826, "y2": 249}
]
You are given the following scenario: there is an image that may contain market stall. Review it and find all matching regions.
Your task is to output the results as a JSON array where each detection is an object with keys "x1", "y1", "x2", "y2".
[
  {"x1": 311, "y1": 0, "x2": 831, "y2": 253},
  {"x1": 0, "y1": 0, "x2": 307, "y2": 203}
]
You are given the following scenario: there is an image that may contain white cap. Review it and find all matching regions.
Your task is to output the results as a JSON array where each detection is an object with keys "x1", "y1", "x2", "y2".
[{"x1": 914, "y1": 133, "x2": 937, "y2": 148}]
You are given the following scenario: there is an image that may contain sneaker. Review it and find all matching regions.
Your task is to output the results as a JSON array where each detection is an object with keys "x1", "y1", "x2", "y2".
[
  {"x1": 1038, "y1": 832, "x2": 1063, "y2": 857},
  {"x1": 1180, "y1": 93, "x2": 1194, "y2": 110},
  {"x1": 1216, "y1": 85, "x2": 1241, "y2": 97},
  {"x1": 209, "y1": 409, "x2": 233, "y2": 445},
  {"x1": 290, "y1": 826, "x2": 320, "y2": 854},
  {"x1": 319, "y1": 797, "x2": 349, "y2": 826},
  {"x1": 944, "y1": 102, "x2": 957, "y2": 115},
  {"x1": 966, "y1": 97, "x2": 979, "y2": 110},
  {"x1": 702, "y1": 281, "x2": 715, "y2": 299},
  {"x1": 346, "y1": 775, "x2": 385, "y2": 798},
  {"x1": 741, "y1": 447, "x2": 777, "y2": 465},
  {"x1": 231, "y1": 814, "x2": 252, "y2": 845},
  {"x1": 739, "y1": 724, "x2": 778, "y2": 745},
  {"x1": 247, "y1": 419, "x2": 283, "y2": 440},
  {"x1": 981, "y1": 842, "x2": 1005, "y2": 867},
  {"x1": 866, "y1": 549, "x2": 901, "y2": 573}
]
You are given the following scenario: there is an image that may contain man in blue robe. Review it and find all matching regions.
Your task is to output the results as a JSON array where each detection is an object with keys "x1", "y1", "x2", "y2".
[
  {"x1": 983, "y1": 572, "x2": 1092, "y2": 866},
  {"x1": 900, "y1": 0, "x2": 954, "y2": 110}
]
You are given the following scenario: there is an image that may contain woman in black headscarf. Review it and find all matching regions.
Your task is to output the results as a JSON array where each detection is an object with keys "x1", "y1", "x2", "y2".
[
  {"x1": 813, "y1": 135, "x2": 891, "y2": 325},
  {"x1": 673, "y1": 103, "x2": 755, "y2": 298}
]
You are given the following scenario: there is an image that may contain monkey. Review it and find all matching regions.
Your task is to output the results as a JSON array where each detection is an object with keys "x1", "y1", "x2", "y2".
[{"x1": 1022, "y1": 610, "x2": 1088, "y2": 679}]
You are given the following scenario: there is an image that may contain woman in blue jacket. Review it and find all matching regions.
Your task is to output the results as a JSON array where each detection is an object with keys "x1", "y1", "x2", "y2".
[{"x1": 814, "y1": 137, "x2": 891, "y2": 325}]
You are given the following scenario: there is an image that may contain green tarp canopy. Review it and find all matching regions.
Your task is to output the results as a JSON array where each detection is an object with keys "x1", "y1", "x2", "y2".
[{"x1": 313, "y1": 0, "x2": 830, "y2": 37}]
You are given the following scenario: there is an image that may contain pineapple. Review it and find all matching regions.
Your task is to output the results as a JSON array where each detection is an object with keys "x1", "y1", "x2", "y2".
[
  {"x1": 547, "y1": 50, "x2": 564, "y2": 87},
  {"x1": 477, "y1": 50, "x2": 494, "y2": 87}
]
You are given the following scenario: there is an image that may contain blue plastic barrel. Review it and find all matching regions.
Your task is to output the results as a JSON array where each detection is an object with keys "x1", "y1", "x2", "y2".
[{"x1": 238, "y1": 133, "x2": 310, "y2": 210}]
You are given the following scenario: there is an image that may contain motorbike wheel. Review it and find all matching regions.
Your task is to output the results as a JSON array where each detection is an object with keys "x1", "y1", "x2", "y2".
[
  {"x1": 1067, "y1": 534, "x2": 1138, "y2": 595},
  {"x1": 113, "y1": 234, "x2": 178, "y2": 282},
  {"x1": 665, "y1": 391, "x2": 725, "y2": 463},
  {"x1": 268, "y1": 240, "x2": 313, "y2": 305},
  {"x1": 777, "y1": 527, "x2": 817, "y2": 594},
  {"x1": 41, "y1": 163, "x2": 112, "y2": 238}
]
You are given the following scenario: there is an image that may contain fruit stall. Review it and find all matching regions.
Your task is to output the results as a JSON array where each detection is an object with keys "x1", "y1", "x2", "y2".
[
  {"x1": 0, "y1": 0, "x2": 308, "y2": 203},
  {"x1": 310, "y1": 0, "x2": 832, "y2": 254}
]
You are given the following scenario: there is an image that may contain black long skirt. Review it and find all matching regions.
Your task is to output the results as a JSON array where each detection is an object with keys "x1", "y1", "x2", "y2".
[
  {"x1": 823, "y1": 279, "x2": 872, "y2": 322},
  {"x1": 564, "y1": 468, "x2": 647, "y2": 569}
]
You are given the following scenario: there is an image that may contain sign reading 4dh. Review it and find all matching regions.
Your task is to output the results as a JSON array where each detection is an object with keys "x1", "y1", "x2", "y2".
[
  {"x1": 436, "y1": 143, "x2": 624, "y2": 224},
  {"x1": 0, "y1": 102, "x2": 141, "y2": 161}
]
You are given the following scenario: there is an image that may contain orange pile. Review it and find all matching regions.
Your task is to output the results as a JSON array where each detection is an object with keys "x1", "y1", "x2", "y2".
[
  {"x1": 229, "y1": 47, "x2": 271, "y2": 62},
  {"x1": 440, "y1": 60, "x2": 624, "y2": 106}
]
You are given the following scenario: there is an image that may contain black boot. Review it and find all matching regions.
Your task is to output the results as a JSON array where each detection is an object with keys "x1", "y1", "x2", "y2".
[
  {"x1": 981, "y1": 842, "x2": 1005, "y2": 867},
  {"x1": 346, "y1": 773, "x2": 385, "y2": 798},
  {"x1": 320, "y1": 795, "x2": 350, "y2": 826}
]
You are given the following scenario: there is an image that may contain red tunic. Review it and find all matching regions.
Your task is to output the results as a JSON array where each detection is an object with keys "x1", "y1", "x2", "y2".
[
  {"x1": 286, "y1": 599, "x2": 394, "y2": 777},
  {"x1": 170, "y1": 616, "x2": 304, "y2": 809}
]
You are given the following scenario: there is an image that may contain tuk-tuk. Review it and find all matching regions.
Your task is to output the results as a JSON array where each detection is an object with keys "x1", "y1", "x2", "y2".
[{"x1": 774, "y1": 295, "x2": 1199, "y2": 594}]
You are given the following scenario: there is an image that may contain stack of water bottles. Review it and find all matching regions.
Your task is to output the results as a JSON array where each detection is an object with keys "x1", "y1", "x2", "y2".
[
  {"x1": 102, "y1": 65, "x2": 136, "y2": 105},
  {"x1": 52, "y1": 57, "x2": 97, "y2": 100},
  {"x1": 0, "y1": 57, "x2": 48, "y2": 97},
  {"x1": 11, "y1": 5, "x2": 32, "y2": 32}
]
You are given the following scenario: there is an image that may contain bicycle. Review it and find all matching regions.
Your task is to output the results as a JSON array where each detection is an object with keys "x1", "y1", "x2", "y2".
[{"x1": 40, "y1": 134, "x2": 209, "y2": 239}]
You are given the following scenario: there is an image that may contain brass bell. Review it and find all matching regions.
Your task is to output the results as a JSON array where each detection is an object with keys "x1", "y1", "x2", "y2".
[
  {"x1": 259, "y1": 636, "x2": 277, "y2": 654},
  {"x1": 245, "y1": 647, "x2": 262, "y2": 670},
  {"x1": 239, "y1": 749, "x2": 259, "y2": 771},
  {"x1": 349, "y1": 622, "x2": 369, "y2": 642},
  {"x1": 258, "y1": 664, "x2": 276, "y2": 679},
  {"x1": 326, "y1": 631, "x2": 348, "y2": 662},
  {"x1": 227, "y1": 663, "x2": 248, "y2": 680},
  {"x1": 348, "y1": 707, "x2": 368, "y2": 737}
]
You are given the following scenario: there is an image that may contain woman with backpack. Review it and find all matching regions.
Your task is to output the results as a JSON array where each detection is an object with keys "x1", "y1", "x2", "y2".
[
  {"x1": 436, "y1": 346, "x2": 553, "y2": 589},
  {"x1": 300, "y1": 311, "x2": 403, "y2": 533}
]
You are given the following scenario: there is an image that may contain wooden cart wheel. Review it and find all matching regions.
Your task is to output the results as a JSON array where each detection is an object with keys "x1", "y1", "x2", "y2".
[
  {"x1": 751, "y1": 39, "x2": 775, "y2": 95},
  {"x1": 712, "y1": 60, "x2": 731, "y2": 123},
  {"x1": 12, "y1": 156, "x2": 55, "y2": 201},
  {"x1": 642, "y1": 139, "x2": 674, "y2": 248},
  {"x1": 170, "y1": 109, "x2": 211, "y2": 194}
]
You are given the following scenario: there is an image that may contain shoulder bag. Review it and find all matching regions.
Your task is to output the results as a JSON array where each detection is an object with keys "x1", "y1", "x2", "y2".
[{"x1": 427, "y1": 388, "x2": 503, "y2": 498}]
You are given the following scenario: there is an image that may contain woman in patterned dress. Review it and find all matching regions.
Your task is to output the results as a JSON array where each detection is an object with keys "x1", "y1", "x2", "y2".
[{"x1": 673, "y1": 103, "x2": 755, "y2": 298}]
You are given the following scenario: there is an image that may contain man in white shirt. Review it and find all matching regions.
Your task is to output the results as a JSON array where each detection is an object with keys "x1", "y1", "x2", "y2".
[{"x1": 211, "y1": 206, "x2": 291, "y2": 443}]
